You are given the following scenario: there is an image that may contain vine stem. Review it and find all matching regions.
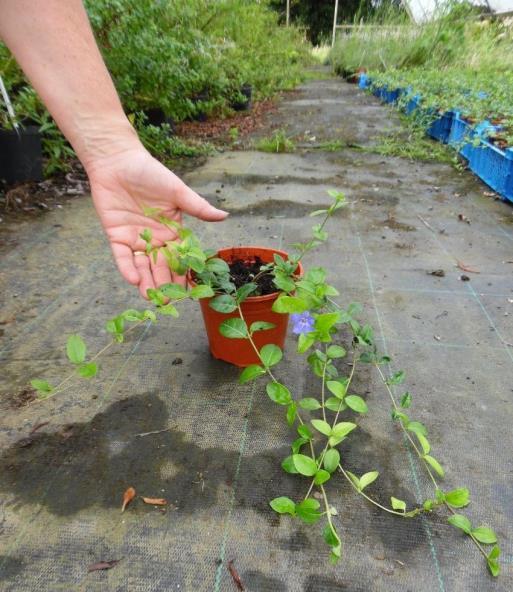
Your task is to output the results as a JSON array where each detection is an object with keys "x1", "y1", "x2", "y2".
[
  {"x1": 337, "y1": 464, "x2": 417, "y2": 517},
  {"x1": 374, "y1": 362, "x2": 439, "y2": 489},
  {"x1": 31, "y1": 319, "x2": 148, "y2": 403},
  {"x1": 304, "y1": 354, "x2": 358, "y2": 501},
  {"x1": 374, "y1": 362, "x2": 490, "y2": 562},
  {"x1": 236, "y1": 304, "x2": 316, "y2": 459}
]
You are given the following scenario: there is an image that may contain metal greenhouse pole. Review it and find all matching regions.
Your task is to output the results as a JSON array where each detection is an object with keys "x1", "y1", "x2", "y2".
[{"x1": 331, "y1": 0, "x2": 339, "y2": 46}]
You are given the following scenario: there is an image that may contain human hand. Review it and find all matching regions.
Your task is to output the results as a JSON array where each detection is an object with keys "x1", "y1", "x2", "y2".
[{"x1": 86, "y1": 146, "x2": 228, "y2": 298}]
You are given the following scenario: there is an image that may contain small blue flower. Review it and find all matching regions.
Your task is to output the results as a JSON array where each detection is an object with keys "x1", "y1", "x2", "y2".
[{"x1": 291, "y1": 312, "x2": 314, "y2": 335}]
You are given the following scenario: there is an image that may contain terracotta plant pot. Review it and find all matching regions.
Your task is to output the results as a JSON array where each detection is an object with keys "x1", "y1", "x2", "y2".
[{"x1": 192, "y1": 246, "x2": 303, "y2": 367}]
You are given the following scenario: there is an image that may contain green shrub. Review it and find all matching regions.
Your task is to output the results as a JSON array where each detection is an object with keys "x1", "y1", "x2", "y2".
[{"x1": 0, "y1": 0, "x2": 311, "y2": 177}]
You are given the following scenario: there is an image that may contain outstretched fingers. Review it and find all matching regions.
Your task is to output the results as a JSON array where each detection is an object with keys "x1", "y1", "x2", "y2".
[{"x1": 175, "y1": 183, "x2": 228, "y2": 222}]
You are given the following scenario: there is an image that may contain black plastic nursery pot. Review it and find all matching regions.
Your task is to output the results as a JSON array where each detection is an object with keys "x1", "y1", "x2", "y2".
[
  {"x1": 143, "y1": 108, "x2": 176, "y2": 133},
  {"x1": 231, "y1": 84, "x2": 253, "y2": 112},
  {"x1": 0, "y1": 125, "x2": 43, "y2": 185}
]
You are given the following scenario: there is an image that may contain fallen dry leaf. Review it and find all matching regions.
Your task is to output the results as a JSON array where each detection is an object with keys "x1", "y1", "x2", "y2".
[
  {"x1": 88, "y1": 559, "x2": 121, "y2": 572},
  {"x1": 141, "y1": 497, "x2": 167, "y2": 506},
  {"x1": 456, "y1": 260, "x2": 480, "y2": 274},
  {"x1": 30, "y1": 421, "x2": 49, "y2": 434},
  {"x1": 457, "y1": 213, "x2": 471, "y2": 224},
  {"x1": 227, "y1": 560, "x2": 245, "y2": 591},
  {"x1": 121, "y1": 487, "x2": 136, "y2": 513},
  {"x1": 427, "y1": 269, "x2": 445, "y2": 277}
]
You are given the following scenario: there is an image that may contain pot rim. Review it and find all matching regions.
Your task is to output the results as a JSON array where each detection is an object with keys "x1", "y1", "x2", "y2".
[{"x1": 188, "y1": 245, "x2": 304, "y2": 303}]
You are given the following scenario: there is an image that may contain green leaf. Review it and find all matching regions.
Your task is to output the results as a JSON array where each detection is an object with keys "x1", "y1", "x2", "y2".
[
  {"x1": 292, "y1": 454, "x2": 318, "y2": 476},
  {"x1": 310, "y1": 208, "x2": 328, "y2": 217},
  {"x1": 407, "y1": 421, "x2": 428, "y2": 436},
  {"x1": 323, "y1": 524, "x2": 339, "y2": 547},
  {"x1": 209, "y1": 295, "x2": 237, "y2": 313},
  {"x1": 345, "y1": 395, "x2": 368, "y2": 414},
  {"x1": 325, "y1": 397, "x2": 345, "y2": 412},
  {"x1": 147, "y1": 288, "x2": 166, "y2": 306},
  {"x1": 297, "y1": 424, "x2": 313, "y2": 439},
  {"x1": 140, "y1": 228, "x2": 152, "y2": 243},
  {"x1": 272, "y1": 295, "x2": 308, "y2": 314},
  {"x1": 296, "y1": 499, "x2": 322, "y2": 523},
  {"x1": 424, "y1": 455, "x2": 444, "y2": 477},
  {"x1": 391, "y1": 496, "x2": 406, "y2": 512},
  {"x1": 273, "y1": 272, "x2": 296, "y2": 293},
  {"x1": 292, "y1": 437, "x2": 308, "y2": 454},
  {"x1": 311, "y1": 419, "x2": 332, "y2": 436},
  {"x1": 189, "y1": 285, "x2": 214, "y2": 300},
  {"x1": 281, "y1": 455, "x2": 299, "y2": 474},
  {"x1": 360, "y1": 471, "x2": 379, "y2": 491},
  {"x1": 266, "y1": 382, "x2": 292, "y2": 405},
  {"x1": 250, "y1": 321, "x2": 275, "y2": 334},
  {"x1": 444, "y1": 488, "x2": 469, "y2": 508},
  {"x1": 314, "y1": 312, "x2": 340, "y2": 333},
  {"x1": 159, "y1": 283, "x2": 187, "y2": 299},
  {"x1": 297, "y1": 332, "x2": 316, "y2": 354},
  {"x1": 158, "y1": 303, "x2": 179, "y2": 317},
  {"x1": 286, "y1": 401, "x2": 297, "y2": 426},
  {"x1": 66, "y1": 334, "x2": 86, "y2": 364},
  {"x1": 487, "y1": 546, "x2": 501, "y2": 577},
  {"x1": 299, "y1": 397, "x2": 322, "y2": 410},
  {"x1": 448, "y1": 514, "x2": 472, "y2": 534},
  {"x1": 260, "y1": 344, "x2": 282, "y2": 368},
  {"x1": 314, "y1": 469, "x2": 331, "y2": 485},
  {"x1": 326, "y1": 345, "x2": 346, "y2": 359},
  {"x1": 331, "y1": 422, "x2": 357, "y2": 439},
  {"x1": 239, "y1": 365, "x2": 265, "y2": 384},
  {"x1": 205, "y1": 257, "x2": 229, "y2": 273},
  {"x1": 472, "y1": 527, "x2": 497, "y2": 544},
  {"x1": 346, "y1": 471, "x2": 361, "y2": 490},
  {"x1": 400, "y1": 392, "x2": 412, "y2": 408},
  {"x1": 219, "y1": 318, "x2": 248, "y2": 339},
  {"x1": 78, "y1": 362, "x2": 98, "y2": 378},
  {"x1": 236, "y1": 283, "x2": 257, "y2": 303},
  {"x1": 416, "y1": 433, "x2": 431, "y2": 455},
  {"x1": 387, "y1": 370, "x2": 405, "y2": 385},
  {"x1": 30, "y1": 379, "x2": 53, "y2": 394},
  {"x1": 326, "y1": 380, "x2": 346, "y2": 400},
  {"x1": 269, "y1": 496, "x2": 296, "y2": 515},
  {"x1": 323, "y1": 449, "x2": 340, "y2": 473}
]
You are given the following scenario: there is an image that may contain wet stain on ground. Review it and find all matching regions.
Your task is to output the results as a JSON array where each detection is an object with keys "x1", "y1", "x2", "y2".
[
  {"x1": 0, "y1": 556, "x2": 25, "y2": 581},
  {"x1": 241, "y1": 570, "x2": 288, "y2": 592},
  {"x1": 0, "y1": 393, "x2": 294, "y2": 520}
]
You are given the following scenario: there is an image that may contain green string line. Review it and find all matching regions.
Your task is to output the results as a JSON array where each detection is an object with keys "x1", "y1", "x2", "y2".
[
  {"x1": 213, "y1": 381, "x2": 257, "y2": 592},
  {"x1": 355, "y1": 230, "x2": 446, "y2": 592}
]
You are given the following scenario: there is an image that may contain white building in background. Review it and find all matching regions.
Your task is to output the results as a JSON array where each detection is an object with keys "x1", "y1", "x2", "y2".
[{"x1": 404, "y1": 0, "x2": 513, "y2": 23}]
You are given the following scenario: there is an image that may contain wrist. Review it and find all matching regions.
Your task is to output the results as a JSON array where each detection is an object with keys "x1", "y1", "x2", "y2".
[{"x1": 72, "y1": 115, "x2": 143, "y2": 174}]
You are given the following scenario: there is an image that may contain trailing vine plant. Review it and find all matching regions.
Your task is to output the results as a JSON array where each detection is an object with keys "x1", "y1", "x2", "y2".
[{"x1": 30, "y1": 190, "x2": 501, "y2": 577}]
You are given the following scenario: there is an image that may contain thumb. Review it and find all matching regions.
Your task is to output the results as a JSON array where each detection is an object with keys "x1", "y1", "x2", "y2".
[{"x1": 176, "y1": 184, "x2": 228, "y2": 222}]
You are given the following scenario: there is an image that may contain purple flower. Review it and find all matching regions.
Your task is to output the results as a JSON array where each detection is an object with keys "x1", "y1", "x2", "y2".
[{"x1": 291, "y1": 312, "x2": 314, "y2": 335}]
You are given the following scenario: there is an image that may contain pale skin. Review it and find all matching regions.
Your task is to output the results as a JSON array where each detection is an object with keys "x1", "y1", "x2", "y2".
[{"x1": 0, "y1": 0, "x2": 228, "y2": 297}]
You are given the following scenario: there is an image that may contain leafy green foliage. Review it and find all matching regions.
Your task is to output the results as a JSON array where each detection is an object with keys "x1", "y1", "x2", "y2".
[
  {"x1": 219, "y1": 318, "x2": 248, "y2": 339},
  {"x1": 27, "y1": 191, "x2": 499, "y2": 575}
]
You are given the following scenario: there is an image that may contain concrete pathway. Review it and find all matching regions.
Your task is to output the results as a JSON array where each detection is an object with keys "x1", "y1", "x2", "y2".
[{"x1": 1, "y1": 72, "x2": 512, "y2": 592}]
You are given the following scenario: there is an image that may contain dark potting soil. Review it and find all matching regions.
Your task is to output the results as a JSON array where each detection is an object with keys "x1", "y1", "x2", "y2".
[{"x1": 229, "y1": 257, "x2": 276, "y2": 296}]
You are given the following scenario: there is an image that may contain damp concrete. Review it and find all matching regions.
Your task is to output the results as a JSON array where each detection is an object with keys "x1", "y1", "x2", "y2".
[{"x1": 0, "y1": 71, "x2": 512, "y2": 592}]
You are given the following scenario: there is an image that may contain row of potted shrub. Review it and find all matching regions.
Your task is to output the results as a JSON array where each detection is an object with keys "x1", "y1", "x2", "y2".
[{"x1": 358, "y1": 73, "x2": 513, "y2": 204}]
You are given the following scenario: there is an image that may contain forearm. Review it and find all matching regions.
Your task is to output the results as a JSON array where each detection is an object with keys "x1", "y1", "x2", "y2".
[{"x1": 0, "y1": 0, "x2": 140, "y2": 169}]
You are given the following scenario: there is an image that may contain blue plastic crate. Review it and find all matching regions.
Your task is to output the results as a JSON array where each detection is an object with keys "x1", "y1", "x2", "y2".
[
  {"x1": 404, "y1": 95, "x2": 421, "y2": 115},
  {"x1": 448, "y1": 113, "x2": 475, "y2": 161},
  {"x1": 468, "y1": 136, "x2": 513, "y2": 203},
  {"x1": 358, "y1": 73, "x2": 369, "y2": 89},
  {"x1": 426, "y1": 111, "x2": 454, "y2": 144}
]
